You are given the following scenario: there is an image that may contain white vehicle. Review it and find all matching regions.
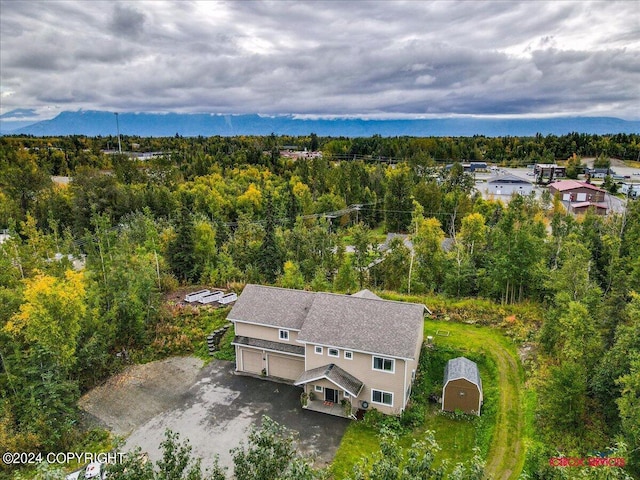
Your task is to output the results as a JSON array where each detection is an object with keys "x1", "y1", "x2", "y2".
[
  {"x1": 65, "y1": 461, "x2": 104, "y2": 480},
  {"x1": 84, "y1": 462, "x2": 102, "y2": 479}
]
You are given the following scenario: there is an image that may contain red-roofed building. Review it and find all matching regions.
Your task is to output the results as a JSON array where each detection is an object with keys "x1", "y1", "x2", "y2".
[
  {"x1": 570, "y1": 202, "x2": 608, "y2": 216},
  {"x1": 548, "y1": 180, "x2": 606, "y2": 203}
]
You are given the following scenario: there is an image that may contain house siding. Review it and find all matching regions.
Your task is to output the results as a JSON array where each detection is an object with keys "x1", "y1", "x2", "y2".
[
  {"x1": 304, "y1": 344, "x2": 407, "y2": 415},
  {"x1": 234, "y1": 322, "x2": 304, "y2": 381},
  {"x1": 549, "y1": 185, "x2": 605, "y2": 202},
  {"x1": 234, "y1": 322, "x2": 300, "y2": 344}
]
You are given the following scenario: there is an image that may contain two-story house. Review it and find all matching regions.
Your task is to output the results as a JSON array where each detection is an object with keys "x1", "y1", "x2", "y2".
[{"x1": 228, "y1": 285, "x2": 426, "y2": 417}]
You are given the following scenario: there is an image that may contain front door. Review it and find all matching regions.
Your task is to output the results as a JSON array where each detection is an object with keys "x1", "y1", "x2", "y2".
[{"x1": 325, "y1": 387, "x2": 338, "y2": 403}]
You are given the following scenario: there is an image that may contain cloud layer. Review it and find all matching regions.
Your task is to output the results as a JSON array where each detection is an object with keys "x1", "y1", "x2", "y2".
[{"x1": 1, "y1": 0, "x2": 639, "y2": 120}]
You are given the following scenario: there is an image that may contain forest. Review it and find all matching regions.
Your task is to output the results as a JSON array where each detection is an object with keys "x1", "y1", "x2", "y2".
[{"x1": 0, "y1": 132, "x2": 639, "y2": 479}]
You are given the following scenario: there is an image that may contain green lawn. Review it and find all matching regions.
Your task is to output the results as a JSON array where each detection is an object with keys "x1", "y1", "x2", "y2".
[{"x1": 329, "y1": 318, "x2": 526, "y2": 480}]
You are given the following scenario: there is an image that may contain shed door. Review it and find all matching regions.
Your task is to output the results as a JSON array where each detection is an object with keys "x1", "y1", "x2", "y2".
[
  {"x1": 242, "y1": 349, "x2": 263, "y2": 374},
  {"x1": 268, "y1": 354, "x2": 305, "y2": 380}
]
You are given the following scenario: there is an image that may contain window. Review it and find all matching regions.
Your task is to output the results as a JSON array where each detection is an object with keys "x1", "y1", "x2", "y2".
[
  {"x1": 279, "y1": 329, "x2": 289, "y2": 341},
  {"x1": 328, "y1": 348, "x2": 339, "y2": 357},
  {"x1": 344, "y1": 391, "x2": 350, "y2": 398},
  {"x1": 372, "y1": 356, "x2": 395, "y2": 373},
  {"x1": 372, "y1": 389, "x2": 393, "y2": 406},
  {"x1": 314, "y1": 385, "x2": 323, "y2": 392},
  {"x1": 344, "y1": 351, "x2": 353, "y2": 360},
  {"x1": 314, "y1": 346, "x2": 323, "y2": 355}
]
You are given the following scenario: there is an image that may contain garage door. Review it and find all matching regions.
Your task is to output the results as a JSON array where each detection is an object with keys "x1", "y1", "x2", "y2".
[
  {"x1": 242, "y1": 349, "x2": 263, "y2": 374},
  {"x1": 268, "y1": 354, "x2": 305, "y2": 381}
]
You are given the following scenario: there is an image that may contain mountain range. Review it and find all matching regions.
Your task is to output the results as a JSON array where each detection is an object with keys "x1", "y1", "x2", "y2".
[{"x1": 1, "y1": 110, "x2": 639, "y2": 137}]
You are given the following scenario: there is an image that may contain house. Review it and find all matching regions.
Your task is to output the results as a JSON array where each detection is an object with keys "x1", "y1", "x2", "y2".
[
  {"x1": 228, "y1": 284, "x2": 426, "y2": 417},
  {"x1": 482, "y1": 174, "x2": 533, "y2": 197},
  {"x1": 534, "y1": 164, "x2": 566, "y2": 181},
  {"x1": 445, "y1": 162, "x2": 487, "y2": 173},
  {"x1": 442, "y1": 357, "x2": 483, "y2": 416},
  {"x1": 620, "y1": 183, "x2": 640, "y2": 199},
  {"x1": 548, "y1": 180, "x2": 606, "y2": 202},
  {"x1": 586, "y1": 167, "x2": 613, "y2": 179},
  {"x1": 548, "y1": 180, "x2": 608, "y2": 215}
]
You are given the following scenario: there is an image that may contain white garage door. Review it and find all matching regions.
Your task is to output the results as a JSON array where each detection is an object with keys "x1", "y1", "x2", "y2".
[
  {"x1": 268, "y1": 354, "x2": 305, "y2": 381},
  {"x1": 242, "y1": 349, "x2": 263, "y2": 374}
]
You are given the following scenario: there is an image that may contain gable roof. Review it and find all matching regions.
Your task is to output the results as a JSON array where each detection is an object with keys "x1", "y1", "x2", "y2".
[
  {"x1": 230, "y1": 285, "x2": 425, "y2": 359},
  {"x1": 298, "y1": 292, "x2": 424, "y2": 359},
  {"x1": 295, "y1": 363, "x2": 364, "y2": 398},
  {"x1": 444, "y1": 357, "x2": 482, "y2": 392},
  {"x1": 548, "y1": 180, "x2": 604, "y2": 193},
  {"x1": 351, "y1": 289, "x2": 382, "y2": 300},
  {"x1": 486, "y1": 174, "x2": 531, "y2": 185},
  {"x1": 227, "y1": 284, "x2": 315, "y2": 330}
]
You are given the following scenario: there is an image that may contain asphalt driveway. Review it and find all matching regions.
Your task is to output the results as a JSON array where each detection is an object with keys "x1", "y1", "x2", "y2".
[{"x1": 81, "y1": 357, "x2": 349, "y2": 471}]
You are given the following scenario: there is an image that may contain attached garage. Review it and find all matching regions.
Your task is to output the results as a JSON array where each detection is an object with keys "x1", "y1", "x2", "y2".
[
  {"x1": 268, "y1": 354, "x2": 305, "y2": 381},
  {"x1": 241, "y1": 348, "x2": 263, "y2": 375},
  {"x1": 442, "y1": 357, "x2": 483, "y2": 416}
]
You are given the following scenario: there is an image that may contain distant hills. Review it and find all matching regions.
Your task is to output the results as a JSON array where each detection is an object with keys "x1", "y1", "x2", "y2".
[{"x1": 1, "y1": 110, "x2": 639, "y2": 137}]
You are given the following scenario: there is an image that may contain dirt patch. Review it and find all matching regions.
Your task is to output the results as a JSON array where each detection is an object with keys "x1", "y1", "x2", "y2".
[{"x1": 78, "y1": 356, "x2": 204, "y2": 436}]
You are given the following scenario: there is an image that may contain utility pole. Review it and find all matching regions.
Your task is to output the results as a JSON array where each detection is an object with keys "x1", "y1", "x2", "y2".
[{"x1": 115, "y1": 112, "x2": 122, "y2": 153}]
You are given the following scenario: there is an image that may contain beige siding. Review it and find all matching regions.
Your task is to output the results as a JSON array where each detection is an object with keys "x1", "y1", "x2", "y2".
[
  {"x1": 268, "y1": 354, "x2": 304, "y2": 381},
  {"x1": 305, "y1": 344, "x2": 407, "y2": 415},
  {"x1": 234, "y1": 322, "x2": 299, "y2": 343}
]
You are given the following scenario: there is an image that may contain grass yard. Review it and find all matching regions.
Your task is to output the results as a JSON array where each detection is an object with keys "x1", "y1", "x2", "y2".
[{"x1": 330, "y1": 318, "x2": 527, "y2": 480}]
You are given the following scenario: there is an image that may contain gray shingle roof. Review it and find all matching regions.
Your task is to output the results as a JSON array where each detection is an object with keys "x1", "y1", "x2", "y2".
[
  {"x1": 351, "y1": 289, "x2": 382, "y2": 300},
  {"x1": 227, "y1": 284, "x2": 315, "y2": 330},
  {"x1": 229, "y1": 285, "x2": 425, "y2": 359},
  {"x1": 232, "y1": 336, "x2": 305, "y2": 356},
  {"x1": 295, "y1": 363, "x2": 364, "y2": 397},
  {"x1": 298, "y1": 292, "x2": 424, "y2": 359},
  {"x1": 444, "y1": 357, "x2": 482, "y2": 392}
]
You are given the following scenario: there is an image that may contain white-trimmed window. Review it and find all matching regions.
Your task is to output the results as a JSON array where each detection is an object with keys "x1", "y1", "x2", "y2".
[
  {"x1": 372, "y1": 389, "x2": 393, "y2": 406},
  {"x1": 344, "y1": 351, "x2": 353, "y2": 360},
  {"x1": 344, "y1": 391, "x2": 350, "y2": 398},
  {"x1": 314, "y1": 385, "x2": 323, "y2": 392},
  {"x1": 314, "y1": 346, "x2": 323, "y2": 355},
  {"x1": 372, "y1": 356, "x2": 395, "y2": 373},
  {"x1": 279, "y1": 329, "x2": 289, "y2": 341},
  {"x1": 328, "y1": 348, "x2": 339, "y2": 358}
]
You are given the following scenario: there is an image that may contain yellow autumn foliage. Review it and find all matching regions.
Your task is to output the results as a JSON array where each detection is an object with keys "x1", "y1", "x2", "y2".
[{"x1": 5, "y1": 271, "x2": 86, "y2": 368}]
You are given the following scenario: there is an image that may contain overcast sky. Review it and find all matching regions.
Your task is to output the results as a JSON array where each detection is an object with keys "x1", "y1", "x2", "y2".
[{"x1": 1, "y1": 0, "x2": 639, "y2": 121}]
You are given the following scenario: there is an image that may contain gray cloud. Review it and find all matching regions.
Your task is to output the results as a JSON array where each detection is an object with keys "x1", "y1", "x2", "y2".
[
  {"x1": 110, "y1": 3, "x2": 146, "y2": 39},
  {"x1": 1, "y1": 0, "x2": 638, "y2": 120}
]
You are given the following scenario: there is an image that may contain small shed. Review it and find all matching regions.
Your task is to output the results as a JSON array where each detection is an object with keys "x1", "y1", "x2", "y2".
[{"x1": 442, "y1": 357, "x2": 483, "y2": 416}]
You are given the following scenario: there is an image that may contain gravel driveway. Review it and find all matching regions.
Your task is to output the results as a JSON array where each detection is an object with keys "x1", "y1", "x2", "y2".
[{"x1": 79, "y1": 357, "x2": 349, "y2": 471}]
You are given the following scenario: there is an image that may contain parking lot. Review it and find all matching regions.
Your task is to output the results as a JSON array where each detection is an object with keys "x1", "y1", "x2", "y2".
[{"x1": 79, "y1": 357, "x2": 349, "y2": 471}]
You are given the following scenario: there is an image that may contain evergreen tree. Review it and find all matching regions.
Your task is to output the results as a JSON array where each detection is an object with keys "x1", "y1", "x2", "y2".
[
  {"x1": 257, "y1": 192, "x2": 283, "y2": 282},
  {"x1": 167, "y1": 209, "x2": 200, "y2": 283}
]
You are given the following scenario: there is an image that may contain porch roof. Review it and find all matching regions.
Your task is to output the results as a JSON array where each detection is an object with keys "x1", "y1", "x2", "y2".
[{"x1": 295, "y1": 363, "x2": 364, "y2": 398}]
